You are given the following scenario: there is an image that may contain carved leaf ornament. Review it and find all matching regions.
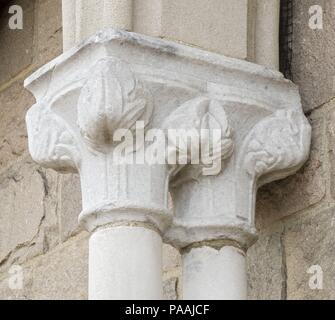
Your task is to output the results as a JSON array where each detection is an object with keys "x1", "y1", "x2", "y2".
[
  {"x1": 77, "y1": 58, "x2": 153, "y2": 152},
  {"x1": 162, "y1": 97, "x2": 234, "y2": 178}
]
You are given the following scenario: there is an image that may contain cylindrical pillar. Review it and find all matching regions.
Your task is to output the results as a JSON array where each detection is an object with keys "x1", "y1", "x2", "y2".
[
  {"x1": 61, "y1": 0, "x2": 76, "y2": 51},
  {"x1": 182, "y1": 245, "x2": 247, "y2": 300},
  {"x1": 62, "y1": 0, "x2": 133, "y2": 51},
  {"x1": 255, "y1": 0, "x2": 280, "y2": 69},
  {"x1": 89, "y1": 225, "x2": 163, "y2": 300},
  {"x1": 102, "y1": 0, "x2": 133, "y2": 30}
]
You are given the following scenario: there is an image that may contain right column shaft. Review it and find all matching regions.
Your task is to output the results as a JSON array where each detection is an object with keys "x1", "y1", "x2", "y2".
[{"x1": 182, "y1": 246, "x2": 247, "y2": 300}]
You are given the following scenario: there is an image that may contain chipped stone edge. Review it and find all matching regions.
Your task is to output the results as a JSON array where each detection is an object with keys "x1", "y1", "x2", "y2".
[{"x1": 24, "y1": 28, "x2": 287, "y2": 89}]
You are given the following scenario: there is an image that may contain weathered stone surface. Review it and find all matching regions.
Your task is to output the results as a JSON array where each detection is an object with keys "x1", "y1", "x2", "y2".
[
  {"x1": 256, "y1": 112, "x2": 325, "y2": 229},
  {"x1": 163, "y1": 277, "x2": 178, "y2": 300},
  {"x1": 28, "y1": 232, "x2": 88, "y2": 300},
  {"x1": 162, "y1": 244, "x2": 181, "y2": 300},
  {"x1": 0, "y1": 156, "x2": 59, "y2": 272},
  {"x1": 292, "y1": 0, "x2": 335, "y2": 112},
  {"x1": 326, "y1": 103, "x2": 335, "y2": 201},
  {"x1": 0, "y1": 0, "x2": 62, "y2": 87},
  {"x1": 0, "y1": 269, "x2": 28, "y2": 300},
  {"x1": 33, "y1": 0, "x2": 62, "y2": 67},
  {"x1": 162, "y1": 244, "x2": 181, "y2": 273},
  {"x1": 58, "y1": 173, "x2": 83, "y2": 242},
  {"x1": 0, "y1": 232, "x2": 88, "y2": 300},
  {"x1": 0, "y1": 0, "x2": 63, "y2": 171},
  {"x1": 0, "y1": 0, "x2": 34, "y2": 87},
  {"x1": 247, "y1": 223, "x2": 285, "y2": 300},
  {"x1": 0, "y1": 81, "x2": 34, "y2": 170},
  {"x1": 284, "y1": 207, "x2": 335, "y2": 300},
  {"x1": 134, "y1": 0, "x2": 251, "y2": 59}
]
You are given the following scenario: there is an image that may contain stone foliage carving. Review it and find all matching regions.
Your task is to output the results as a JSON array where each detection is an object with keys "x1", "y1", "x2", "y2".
[
  {"x1": 242, "y1": 109, "x2": 311, "y2": 186},
  {"x1": 26, "y1": 99, "x2": 80, "y2": 173},
  {"x1": 24, "y1": 29, "x2": 311, "y2": 247},
  {"x1": 26, "y1": 57, "x2": 154, "y2": 168},
  {"x1": 162, "y1": 97, "x2": 234, "y2": 184},
  {"x1": 77, "y1": 58, "x2": 153, "y2": 152}
]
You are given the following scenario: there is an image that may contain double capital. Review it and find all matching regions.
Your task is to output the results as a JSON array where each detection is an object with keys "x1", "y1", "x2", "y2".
[{"x1": 25, "y1": 29, "x2": 311, "y2": 250}]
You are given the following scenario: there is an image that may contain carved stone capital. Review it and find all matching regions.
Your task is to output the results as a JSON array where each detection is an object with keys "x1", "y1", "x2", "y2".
[
  {"x1": 165, "y1": 106, "x2": 311, "y2": 249},
  {"x1": 25, "y1": 29, "x2": 311, "y2": 242},
  {"x1": 164, "y1": 89, "x2": 311, "y2": 249}
]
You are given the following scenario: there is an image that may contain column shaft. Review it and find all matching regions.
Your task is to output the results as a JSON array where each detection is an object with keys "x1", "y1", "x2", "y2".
[
  {"x1": 89, "y1": 226, "x2": 163, "y2": 300},
  {"x1": 182, "y1": 246, "x2": 247, "y2": 300},
  {"x1": 62, "y1": 0, "x2": 133, "y2": 50},
  {"x1": 255, "y1": 0, "x2": 280, "y2": 69},
  {"x1": 61, "y1": 0, "x2": 76, "y2": 51}
]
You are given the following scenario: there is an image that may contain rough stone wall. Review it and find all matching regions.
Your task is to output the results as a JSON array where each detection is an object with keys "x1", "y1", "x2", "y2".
[
  {"x1": 0, "y1": 0, "x2": 333, "y2": 300},
  {"x1": 248, "y1": 0, "x2": 335, "y2": 300}
]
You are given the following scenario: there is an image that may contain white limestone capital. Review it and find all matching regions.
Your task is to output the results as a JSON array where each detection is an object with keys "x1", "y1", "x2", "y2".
[{"x1": 24, "y1": 29, "x2": 311, "y2": 242}]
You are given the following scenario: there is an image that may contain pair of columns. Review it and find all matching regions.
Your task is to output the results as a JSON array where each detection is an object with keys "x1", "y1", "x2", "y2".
[{"x1": 24, "y1": 1, "x2": 311, "y2": 300}]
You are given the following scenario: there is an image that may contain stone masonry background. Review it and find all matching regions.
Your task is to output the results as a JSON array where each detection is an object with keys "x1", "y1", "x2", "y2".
[{"x1": 0, "y1": 0, "x2": 334, "y2": 299}]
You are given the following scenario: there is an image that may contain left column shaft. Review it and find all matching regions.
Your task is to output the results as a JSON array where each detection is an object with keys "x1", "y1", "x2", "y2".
[{"x1": 89, "y1": 226, "x2": 162, "y2": 300}]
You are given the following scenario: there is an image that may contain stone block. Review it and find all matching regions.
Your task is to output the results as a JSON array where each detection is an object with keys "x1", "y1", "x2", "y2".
[
  {"x1": 0, "y1": 269, "x2": 28, "y2": 300},
  {"x1": 0, "y1": 0, "x2": 34, "y2": 86},
  {"x1": 247, "y1": 223, "x2": 285, "y2": 300},
  {"x1": 28, "y1": 232, "x2": 88, "y2": 300},
  {"x1": 133, "y1": 0, "x2": 252, "y2": 59},
  {"x1": 58, "y1": 173, "x2": 83, "y2": 242},
  {"x1": 284, "y1": 207, "x2": 335, "y2": 300},
  {"x1": 292, "y1": 0, "x2": 335, "y2": 111},
  {"x1": 0, "y1": 156, "x2": 59, "y2": 272},
  {"x1": 0, "y1": 81, "x2": 34, "y2": 170},
  {"x1": 326, "y1": 104, "x2": 335, "y2": 201},
  {"x1": 33, "y1": 0, "x2": 62, "y2": 67},
  {"x1": 0, "y1": 232, "x2": 88, "y2": 300}
]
